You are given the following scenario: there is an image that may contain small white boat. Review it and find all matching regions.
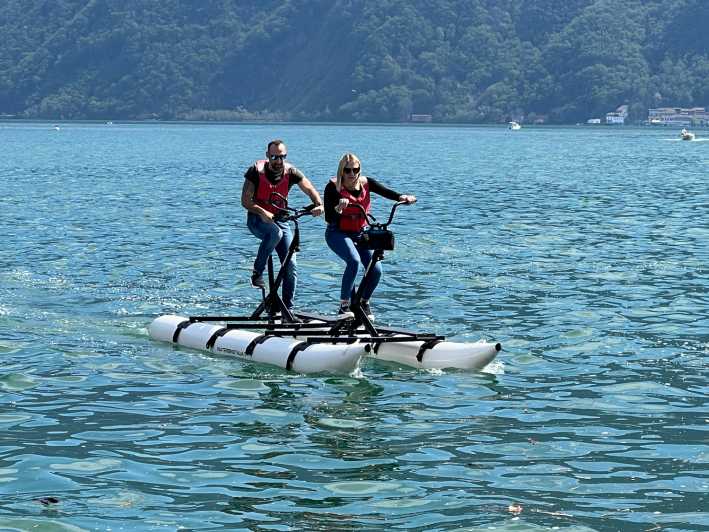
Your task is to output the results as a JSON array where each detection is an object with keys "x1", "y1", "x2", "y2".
[
  {"x1": 680, "y1": 129, "x2": 695, "y2": 141},
  {"x1": 509, "y1": 121, "x2": 521, "y2": 130}
]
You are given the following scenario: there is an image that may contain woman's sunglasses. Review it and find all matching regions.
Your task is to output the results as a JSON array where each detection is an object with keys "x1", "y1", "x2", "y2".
[{"x1": 343, "y1": 167, "x2": 360, "y2": 175}]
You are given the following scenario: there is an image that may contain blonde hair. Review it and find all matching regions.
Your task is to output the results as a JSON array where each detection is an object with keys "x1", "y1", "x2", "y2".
[{"x1": 336, "y1": 153, "x2": 362, "y2": 192}]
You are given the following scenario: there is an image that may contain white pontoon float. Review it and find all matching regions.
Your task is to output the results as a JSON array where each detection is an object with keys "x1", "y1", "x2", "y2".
[{"x1": 149, "y1": 197, "x2": 501, "y2": 374}]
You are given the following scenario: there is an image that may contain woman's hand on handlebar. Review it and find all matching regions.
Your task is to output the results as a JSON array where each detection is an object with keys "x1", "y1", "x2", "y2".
[
  {"x1": 399, "y1": 194, "x2": 417, "y2": 204},
  {"x1": 335, "y1": 198, "x2": 350, "y2": 214}
]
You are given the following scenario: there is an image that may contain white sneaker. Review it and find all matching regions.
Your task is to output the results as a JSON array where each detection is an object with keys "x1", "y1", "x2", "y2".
[{"x1": 337, "y1": 303, "x2": 354, "y2": 319}]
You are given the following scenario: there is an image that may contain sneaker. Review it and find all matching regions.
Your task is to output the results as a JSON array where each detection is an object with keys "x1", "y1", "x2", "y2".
[
  {"x1": 251, "y1": 270, "x2": 265, "y2": 288},
  {"x1": 361, "y1": 300, "x2": 375, "y2": 320},
  {"x1": 337, "y1": 302, "x2": 354, "y2": 319}
]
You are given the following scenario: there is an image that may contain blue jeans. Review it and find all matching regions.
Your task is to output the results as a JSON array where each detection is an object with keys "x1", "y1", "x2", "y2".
[
  {"x1": 325, "y1": 224, "x2": 382, "y2": 302},
  {"x1": 247, "y1": 212, "x2": 296, "y2": 308}
]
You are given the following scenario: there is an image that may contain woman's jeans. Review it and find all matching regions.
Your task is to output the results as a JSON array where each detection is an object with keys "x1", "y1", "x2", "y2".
[
  {"x1": 247, "y1": 212, "x2": 296, "y2": 309},
  {"x1": 325, "y1": 224, "x2": 382, "y2": 302}
]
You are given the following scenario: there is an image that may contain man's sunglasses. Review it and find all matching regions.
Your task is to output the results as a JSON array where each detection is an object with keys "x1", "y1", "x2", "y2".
[
  {"x1": 269, "y1": 154, "x2": 287, "y2": 161},
  {"x1": 343, "y1": 167, "x2": 360, "y2": 175}
]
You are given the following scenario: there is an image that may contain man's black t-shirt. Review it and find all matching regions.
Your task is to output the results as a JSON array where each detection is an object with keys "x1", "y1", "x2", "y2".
[{"x1": 243, "y1": 164, "x2": 305, "y2": 195}]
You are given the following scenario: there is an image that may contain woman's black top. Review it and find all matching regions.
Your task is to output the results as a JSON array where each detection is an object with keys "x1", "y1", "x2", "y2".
[{"x1": 323, "y1": 177, "x2": 401, "y2": 226}]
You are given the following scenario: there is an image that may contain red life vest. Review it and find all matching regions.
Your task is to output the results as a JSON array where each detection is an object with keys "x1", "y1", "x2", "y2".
[
  {"x1": 333, "y1": 177, "x2": 370, "y2": 232},
  {"x1": 254, "y1": 159, "x2": 292, "y2": 214}
]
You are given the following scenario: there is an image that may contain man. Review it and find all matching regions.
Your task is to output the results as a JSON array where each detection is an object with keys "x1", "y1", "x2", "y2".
[{"x1": 241, "y1": 139, "x2": 323, "y2": 310}]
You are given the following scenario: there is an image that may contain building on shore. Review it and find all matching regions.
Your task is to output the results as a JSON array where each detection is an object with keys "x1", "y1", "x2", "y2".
[
  {"x1": 648, "y1": 107, "x2": 709, "y2": 126},
  {"x1": 410, "y1": 114, "x2": 432, "y2": 123},
  {"x1": 606, "y1": 105, "x2": 628, "y2": 125}
]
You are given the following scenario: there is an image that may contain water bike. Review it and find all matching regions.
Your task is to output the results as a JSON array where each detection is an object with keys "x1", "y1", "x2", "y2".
[{"x1": 149, "y1": 195, "x2": 501, "y2": 374}]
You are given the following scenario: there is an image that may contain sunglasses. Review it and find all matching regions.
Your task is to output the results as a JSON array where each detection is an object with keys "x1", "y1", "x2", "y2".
[
  {"x1": 269, "y1": 154, "x2": 287, "y2": 161},
  {"x1": 343, "y1": 167, "x2": 360, "y2": 175}
]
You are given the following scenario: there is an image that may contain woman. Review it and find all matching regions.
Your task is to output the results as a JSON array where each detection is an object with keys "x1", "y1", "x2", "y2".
[{"x1": 324, "y1": 153, "x2": 416, "y2": 319}]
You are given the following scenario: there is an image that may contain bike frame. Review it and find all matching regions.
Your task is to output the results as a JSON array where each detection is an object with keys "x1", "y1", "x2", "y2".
[{"x1": 185, "y1": 197, "x2": 444, "y2": 349}]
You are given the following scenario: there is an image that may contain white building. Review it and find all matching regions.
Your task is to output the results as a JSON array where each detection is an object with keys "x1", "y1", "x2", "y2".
[
  {"x1": 648, "y1": 107, "x2": 709, "y2": 126},
  {"x1": 606, "y1": 105, "x2": 628, "y2": 125}
]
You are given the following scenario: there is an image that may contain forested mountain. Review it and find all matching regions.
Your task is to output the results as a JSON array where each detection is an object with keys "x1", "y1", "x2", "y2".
[{"x1": 1, "y1": 0, "x2": 707, "y2": 123}]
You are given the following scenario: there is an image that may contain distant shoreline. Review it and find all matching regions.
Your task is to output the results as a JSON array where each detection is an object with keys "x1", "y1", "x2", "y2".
[{"x1": 2, "y1": 118, "x2": 700, "y2": 129}]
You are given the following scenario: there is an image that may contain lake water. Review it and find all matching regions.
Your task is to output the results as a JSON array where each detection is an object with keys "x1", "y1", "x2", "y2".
[{"x1": 1, "y1": 122, "x2": 707, "y2": 531}]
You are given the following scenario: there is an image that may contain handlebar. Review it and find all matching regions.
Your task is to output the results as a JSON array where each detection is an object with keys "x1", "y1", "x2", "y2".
[
  {"x1": 351, "y1": 200, "x2": 411, "y2": 229},
  {"x1": 267, "y1": 192, "x2": 412, "y2": 226},
  {"x1": 273, "y1": 203, "x2": 317, "y2": 222},
  {"x1": 383, "y1": 200, "x2": 409, "y2": 227},
  {"x1": 269, "y1": 192, "x2": 318, "y2": 222}
]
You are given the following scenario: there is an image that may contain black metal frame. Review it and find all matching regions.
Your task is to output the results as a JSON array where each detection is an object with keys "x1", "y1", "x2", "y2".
[
  {"x1": 186, "y1": 196, "x2": 444, "y2": 347},
  {"x1": 248, "y1": 195, "x2": 310, "y2": 324}
]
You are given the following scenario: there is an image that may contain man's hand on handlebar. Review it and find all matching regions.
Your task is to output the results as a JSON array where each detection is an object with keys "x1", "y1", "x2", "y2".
[
  {"x1": 259, "y1": 211, "x2": 275, "y2": 223},
  {"x1": 310, "y1": 205, "x2": 324, "y2": 217},
  {"x1": 399, "y1": 195, "x2": 417, "y2": 204}
]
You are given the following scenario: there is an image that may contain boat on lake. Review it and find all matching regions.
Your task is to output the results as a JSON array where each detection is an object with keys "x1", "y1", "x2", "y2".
[
  {"x1": 509, "y1": 121, "x2": 521, "y2": 130},
  {"x1": 680, "y1": 128, "x2": 695, "y2": 141}
]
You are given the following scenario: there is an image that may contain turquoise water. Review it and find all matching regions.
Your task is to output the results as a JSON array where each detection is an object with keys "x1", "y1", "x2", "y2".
[{"x1": 1, "y1": 122, "x2": 708, "y2": 531}]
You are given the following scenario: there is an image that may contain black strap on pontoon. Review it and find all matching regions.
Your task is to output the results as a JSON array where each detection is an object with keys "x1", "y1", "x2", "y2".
[
  {"x1": 286, "y1": 341, "x2": 309, "y2": 371},
  {"x1": 172, "y1": 319, "x2": 192, "y2": 343},
  {"x1": 245, "y1": 334, "x2": 271, "y2": 356},
  {"x1": 416, "y1": 339, "x2": 444, "y2": 362},
  {"x1": 205, "y1": 327, "x2": 229, "y2": 349}
]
